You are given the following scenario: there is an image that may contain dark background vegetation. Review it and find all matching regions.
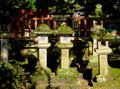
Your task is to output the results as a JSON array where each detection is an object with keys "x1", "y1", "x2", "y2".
[{"x1": 0, "y1": 0, "x2": 120, "y2": 23}]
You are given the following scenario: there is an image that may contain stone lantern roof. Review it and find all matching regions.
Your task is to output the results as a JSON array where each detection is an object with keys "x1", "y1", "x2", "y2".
[
  {"x1": 0, "y1": 31, "x2": 11, "y2": 38},
  {"x1": 56, "y1": 22, "x2": 75, "y2": 36},
  {"x1": 32, "y1": 24, "x2": 53, "y2": 35},
  {"x1": 91, "y1": 27, "x2": 114, "y2": 39}
]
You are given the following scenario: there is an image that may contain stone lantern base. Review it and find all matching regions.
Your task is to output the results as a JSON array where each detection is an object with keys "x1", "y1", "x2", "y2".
[
  {"x1": 96, "y1": 75, "x2": 107, "y2": 82},
  {"x1": 35, "y1": 68, "x2": 80, "y2": 89}
]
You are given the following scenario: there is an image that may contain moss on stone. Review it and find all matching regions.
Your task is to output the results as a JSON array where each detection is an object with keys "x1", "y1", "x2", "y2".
[
  {"x1": 56, "y1": 23, "x2": 75, "y2": 35},
  {"x1": 30, "y1": 67, "x2": 51, "y2": 83},
  {"x1": 91, "y1": 27, "x2": 114, "y2": 39},
  {"x1": 56, "y1": 68, "x2": 79, "y2": 79},
  {"x1": 56, "y1": 41, "x2": 73, "y2": 48},
  {"x1": 32, "y1": 24, "x2": 53, "y2": 35}
]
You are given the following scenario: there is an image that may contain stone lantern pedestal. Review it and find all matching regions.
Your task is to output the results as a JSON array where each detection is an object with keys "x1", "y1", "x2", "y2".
[
  {"x1": 95, "y1": 40, "x2": 112, "y2": 82},
  {"x1": 57, "y1": 36, "x2": 73, "y2": 69},
  {"x1": 37, "y1": 36, "x2": 51, "y2": 68},
  {"x1": 56, "y1": 36, "x2": 80, "y2": 89}
]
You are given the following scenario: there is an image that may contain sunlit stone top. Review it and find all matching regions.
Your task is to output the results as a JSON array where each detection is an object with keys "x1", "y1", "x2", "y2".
[
  {"x1": 32, "y1": 24, "x2": 53, "y2": 35},
  {"x1": 56, "y1": 23, "x2": 75, "y2": 35}
]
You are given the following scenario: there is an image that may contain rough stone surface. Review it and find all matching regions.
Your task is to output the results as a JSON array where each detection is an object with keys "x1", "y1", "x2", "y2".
[{"x1": 35, "y1": 77, "x2": 80, "y2": 89}]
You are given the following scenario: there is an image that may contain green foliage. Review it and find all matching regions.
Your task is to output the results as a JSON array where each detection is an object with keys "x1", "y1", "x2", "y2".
[
  {"x1": 89, "y1": 3, "x2": 104, "y2": 18},
  {"x1": 0, "y1": 60, "x2": 30, "y2": 89},
  {"x1": 0, "y1": 0, "x2": 120, "y2": 19},
  {"x1": 26, "y1": 0, "x2": 37, "y2": 11},
  {"x1": 0, "y1": 62, "x2": 19, "y2": 89}
]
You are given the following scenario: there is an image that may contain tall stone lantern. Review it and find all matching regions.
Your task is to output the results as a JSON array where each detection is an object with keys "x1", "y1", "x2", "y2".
[
  {"x1": 91, "y1": 27, "x2": 113, "y2": 82},
  {"x1": 33, "y1": 24, "x2": 53, "y2": 68},
  {"x1": 56, "y1": 23, "x2": 80, "y2": 87},
  {"x1": 95, "y1": 40, "x2": 112, "y2": 82},
  {"x1": 56, "y1": 23, "x2": 75, "y2": 69}
]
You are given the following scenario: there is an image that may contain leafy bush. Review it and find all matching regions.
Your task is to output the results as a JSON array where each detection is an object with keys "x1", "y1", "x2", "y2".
[{"x1": 0, "y1": 63, "x2": 19, "y2": 89}]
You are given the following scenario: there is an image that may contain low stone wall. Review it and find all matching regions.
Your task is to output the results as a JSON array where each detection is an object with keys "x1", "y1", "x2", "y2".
[{"x1": 26, "y1": 77, "x2": 80, "y2": 89}]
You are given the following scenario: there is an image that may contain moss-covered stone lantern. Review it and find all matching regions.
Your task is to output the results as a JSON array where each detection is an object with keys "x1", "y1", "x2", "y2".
[
  {"x1": 55, "y1": 23, "x2": 80, "y2": 87},
  {"x1": 32, "y1": 24, "x2": 53, "y2": 68},
  {"x1": 30, "y1": 24, "x2": 53, "y2": 89},
  {"x1": 90, "y1": 27, "x2": 113, "y2": 63},
  {"x1": 56, "y1": 23, "x2": 75, "y2": 69},
  {"x1": 90, "y1": 27, "x2": 113, "y2": 82}
]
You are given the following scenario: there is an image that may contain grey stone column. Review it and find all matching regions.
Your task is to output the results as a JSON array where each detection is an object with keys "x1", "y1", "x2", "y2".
[
  {"x1": 57, "y1": 37, "x2": 73, "y2": 69},
  {"x1": 37, "y1": 36, "x2": 51, "y2": 68},
  {"x1": 61, "y1": 48, "x2": 69, "y2": 69},
  {"x1": 95, "y1": 41, "x2": 112, "y2": 82},
  {"x1": 38, "y1": 45, "x2": 50, "y2": 68},
  {"x1": 0, "y1": 38, "x2": 9, "y2": 63},
  {"x1": 98, "y1": 54, "x2": 108, "y2": 75}
]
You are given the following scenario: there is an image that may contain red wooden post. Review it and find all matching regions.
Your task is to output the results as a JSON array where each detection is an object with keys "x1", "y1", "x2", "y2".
[
  {"x1": 77, "y1": 13, "x2": 81, "y2": 36},
  {"x1": 40, "y1": 14, "x2": 44, "y2": 23},
  {"x1": 44, "y1": 14, "x2": 52, "y2": 26},
  {"x1": 33, "y1": 17, "x2": 40, "y2": 29},
  {"x1": 53, "y1": 20, "x2": 57, "y2": 30},
  {"x1": 27, "y1": 10, "x2": 34, "y2": 33},
  {"x1": 83, "y1": 16, "x2": 87, "y2": 36}
]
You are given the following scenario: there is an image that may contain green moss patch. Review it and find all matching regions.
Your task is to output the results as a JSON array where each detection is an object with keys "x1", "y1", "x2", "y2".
[
  {"x1": 91, "y1": 27, "x2": 114, "y2": 39},
  {"x1": 32, "y1": 24, "x2": 53, "y2": 35},
  {"x1": 56, "y1": 23, "x2": 75, "y2": 35},
  {"x1": 57, "y1": 68, "x2": 79, "y2": 79}
]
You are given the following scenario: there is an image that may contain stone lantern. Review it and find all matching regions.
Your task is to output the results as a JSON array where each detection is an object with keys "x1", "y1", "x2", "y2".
[
  {"x1": 95, "y1": 40, "x2": 112, "y2": 82},
  {"x1": 55, "y1": 23, "x2": 80, "y2": 88},
  {"x1": 33, "y1": 24, "x2": 53, "y2": 68},
  {"x1": 56, "y1": 23, "x2": 75, "y2": 69}
]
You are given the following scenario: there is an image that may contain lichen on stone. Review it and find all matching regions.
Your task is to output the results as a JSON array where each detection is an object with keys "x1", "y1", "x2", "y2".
[
  {"x1": 32, "y1": 24, "x2": 53, "y2": 35},
  {"x1": 56, "y1": 22, "x2": 75, "y2": 35},
  {"x1": 91, "y1": 27, "x2": 114, "y2": 39}
]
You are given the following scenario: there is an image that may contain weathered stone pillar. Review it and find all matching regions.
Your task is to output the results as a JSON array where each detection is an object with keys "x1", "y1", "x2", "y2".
[
  {"x1": 61, "y1": 49, "x2": 69, "y2": 69},
  {"x1": 37, "y1": 36, "x2": 51, "y2": 68},
  {"x1": 93, "y1": 39, "x2": 97, "y2": 55},
  {"x1": 95, "y1": 40, "x2": 112, "y2": 82},
  {"x1": 58, "y1": 36, "x2": 73, "y2": 69},
  {"x1": 0, "y1": 38, "x2": 9, "y2": 63},
  {"x1": 89, "y1": 39, "x2": 98, "y2": 63}
]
